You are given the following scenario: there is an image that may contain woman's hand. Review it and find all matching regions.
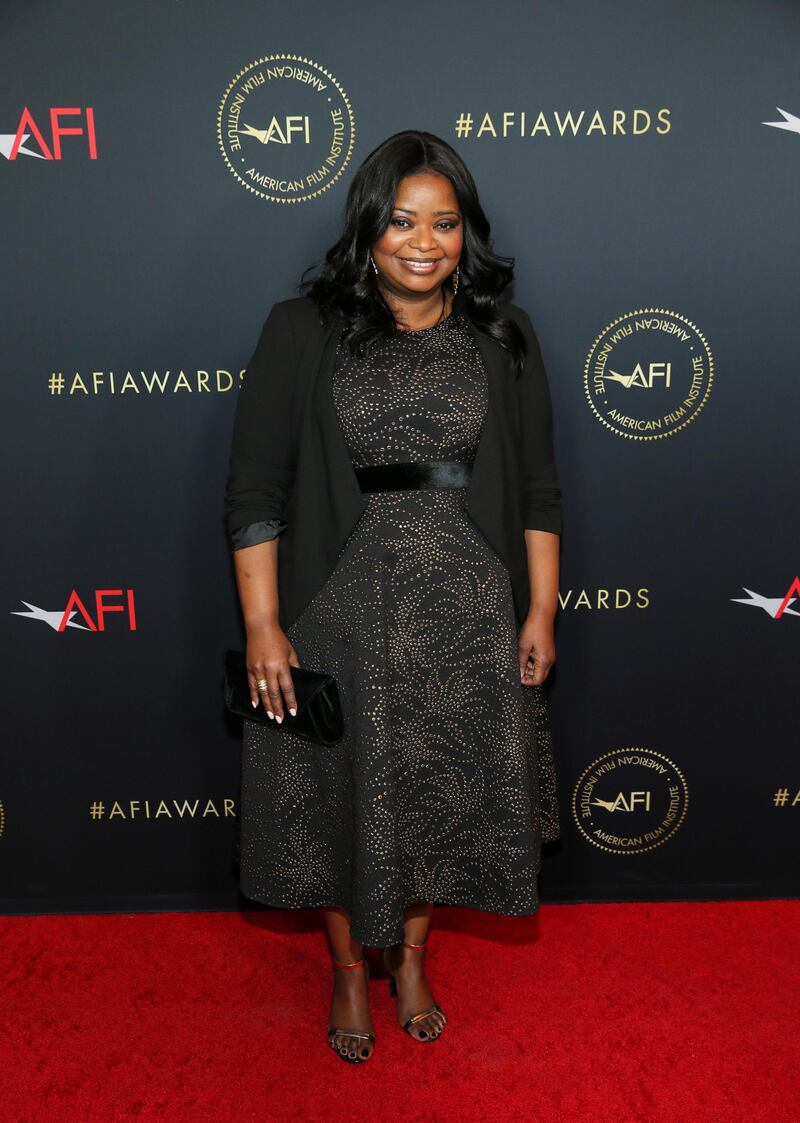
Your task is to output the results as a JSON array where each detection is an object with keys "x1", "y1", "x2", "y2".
[
  {"x1": 518, "y1": 612, "x2": 555, "y2": 687},
  {"x1": 246, "y1": 622, "x2": 301, "y2": 722}
]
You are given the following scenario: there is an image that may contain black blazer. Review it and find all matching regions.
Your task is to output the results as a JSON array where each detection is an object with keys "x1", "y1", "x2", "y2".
[{"x1": 224, "y1": 293, "x2": 563, "y2": 632}]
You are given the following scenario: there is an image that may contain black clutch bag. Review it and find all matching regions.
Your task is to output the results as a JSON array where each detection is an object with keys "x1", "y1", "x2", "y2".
[{"x1": 223, "y1": 648, "x2": 344, "y2": 746}]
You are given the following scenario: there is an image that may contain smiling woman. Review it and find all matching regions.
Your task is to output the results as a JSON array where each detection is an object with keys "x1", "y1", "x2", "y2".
[
  {"x1": 372, "y1": 176, "x2": 463, "y2": 305},
  {"x1": 224, "y1": 129, "x2": 563, "y2": 1066}
]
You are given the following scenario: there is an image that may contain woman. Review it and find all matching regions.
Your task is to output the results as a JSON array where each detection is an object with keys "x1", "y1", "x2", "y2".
[{"x1": 224, "y1": 130, "x2": 563, "y2": 1064}]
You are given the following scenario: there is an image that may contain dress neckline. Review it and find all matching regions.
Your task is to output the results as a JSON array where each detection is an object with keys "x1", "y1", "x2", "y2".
[{"x1": 394, "y1": 310, "x2": 462, "y2": 336}]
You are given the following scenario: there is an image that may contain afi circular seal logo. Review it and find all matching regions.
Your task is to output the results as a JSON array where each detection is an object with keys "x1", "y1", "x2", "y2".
[
  {"x1": 584, "y1": 309, "x2": 713, "y2": 439},
  {"x1": 217, "y1": 54, "x2": 355, "y2": 204},
  {"x1": 572, "y1": 748, "x2": 688, "y2": 854}
]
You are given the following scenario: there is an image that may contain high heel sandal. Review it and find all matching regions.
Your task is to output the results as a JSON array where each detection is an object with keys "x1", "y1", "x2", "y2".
[
  {"x1": 382, "y1": 940, "x2": 446, "y2": 1043},
  {"x1": 327, "y1": 957, "x2": 375, "y2": 1064}
]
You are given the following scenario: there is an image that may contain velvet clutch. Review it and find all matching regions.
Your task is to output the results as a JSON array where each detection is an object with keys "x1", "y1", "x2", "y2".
[{"x1": 223, "y1": 648, "x2": 344, "y2": 746}]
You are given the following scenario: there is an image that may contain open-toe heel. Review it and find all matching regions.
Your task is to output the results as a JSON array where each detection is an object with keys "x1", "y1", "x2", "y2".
[
  {"x1": 327, "y1": 957, "x2": 375, "y2": 1064},
  {"x1": 383, "y1": 940, "x2": 446, "y2": 1043}
]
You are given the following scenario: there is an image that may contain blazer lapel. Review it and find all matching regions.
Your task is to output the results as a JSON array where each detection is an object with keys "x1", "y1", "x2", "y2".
[
  {"x1": 314, "y1": 311, "x2": 365, "y2": 518},
  {"x1": 463, "y1": 317, "x2": 502, "y2": 503},
  {"x1": 461, "y1": 313, "x2": 529, "y2": 623}
]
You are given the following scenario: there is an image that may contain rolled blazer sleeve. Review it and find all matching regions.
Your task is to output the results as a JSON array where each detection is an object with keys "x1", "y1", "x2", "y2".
[
  {"x1": 224, "y1": 302, "x2": 298, "y2": 551},
  {"x1": 516, "y1": 310, "x2": 564, "y2": 535}
]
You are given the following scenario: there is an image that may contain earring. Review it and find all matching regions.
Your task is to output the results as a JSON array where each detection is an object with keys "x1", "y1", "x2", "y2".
[
  {"x1": 451, "y1": 265, "x2": 459, "y2": 295},
  {"x1": 370, "y1": 254, "x2": 378, "y2": 275}
]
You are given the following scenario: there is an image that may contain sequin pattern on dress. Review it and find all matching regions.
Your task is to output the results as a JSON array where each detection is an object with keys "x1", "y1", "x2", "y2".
[{"x1": 238, "y1": 310, "x2": 559, "y2": 947}]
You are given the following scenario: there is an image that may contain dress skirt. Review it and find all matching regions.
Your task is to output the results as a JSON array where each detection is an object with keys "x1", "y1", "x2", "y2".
[{"x1": 238, "y1": 310, "x2": 560, "y2": 947}]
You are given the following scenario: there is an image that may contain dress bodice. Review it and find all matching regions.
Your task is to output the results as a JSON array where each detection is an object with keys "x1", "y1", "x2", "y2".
[{"x1": 331, "y1": 312, "x2": 487, "y2": 467}]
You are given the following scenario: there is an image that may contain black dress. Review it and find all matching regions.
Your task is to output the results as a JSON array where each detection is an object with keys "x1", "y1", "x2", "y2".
[{"x1": 238, "y1": 310, "x2": 560, "y2": 947}]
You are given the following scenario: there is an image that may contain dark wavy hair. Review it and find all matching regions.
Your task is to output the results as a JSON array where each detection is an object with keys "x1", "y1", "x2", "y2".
[{"x1": 297, "y1": 130, "x2": 527, "y2": 376}]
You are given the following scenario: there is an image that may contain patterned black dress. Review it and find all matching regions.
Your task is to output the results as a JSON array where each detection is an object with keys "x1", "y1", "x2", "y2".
[{"x1": 238, "y1": 310, "x2": 559, "y2": 947}]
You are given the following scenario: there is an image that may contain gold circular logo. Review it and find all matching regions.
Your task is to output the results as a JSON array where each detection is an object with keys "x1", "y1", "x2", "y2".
[
  {"x1": 571, "y1": 748, "x2": 688, "y2": 854},
  {"x1": 584, "y1": 309, "x2": 713, "y2": 439},
  {"x1": 217, "y1": 54, "x2": 355, "y2": 203}
]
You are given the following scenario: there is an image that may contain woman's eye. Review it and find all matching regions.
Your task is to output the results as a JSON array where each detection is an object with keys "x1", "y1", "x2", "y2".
[{"x1": 389, "y1": 218, "x2": 458, "y2": 230}]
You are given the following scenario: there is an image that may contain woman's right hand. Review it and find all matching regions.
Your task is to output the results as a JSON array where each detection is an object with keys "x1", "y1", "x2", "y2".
[{"x1": 246, "y1": 622, "x2": 301, "y2": 723}]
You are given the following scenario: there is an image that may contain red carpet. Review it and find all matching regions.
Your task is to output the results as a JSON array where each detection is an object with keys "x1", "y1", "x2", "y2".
[{"x1": 2, "y1": 900, "x2": 798, "y2": 1122}]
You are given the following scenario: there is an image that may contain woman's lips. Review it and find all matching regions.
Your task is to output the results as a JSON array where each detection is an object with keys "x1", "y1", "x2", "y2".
[{"x1": 398, "y1": 259, "x2": 441, "y2": 274}]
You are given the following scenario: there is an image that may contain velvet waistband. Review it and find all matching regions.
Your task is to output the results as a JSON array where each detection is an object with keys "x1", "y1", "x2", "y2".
[{"x1": 354, "y1": 460, "x2": 473, "y2": 493}]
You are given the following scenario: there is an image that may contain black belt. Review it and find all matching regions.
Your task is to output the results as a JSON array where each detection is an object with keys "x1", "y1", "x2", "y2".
[{"x1": 355, "y1": 460, "x2": 472, "y2": 493}]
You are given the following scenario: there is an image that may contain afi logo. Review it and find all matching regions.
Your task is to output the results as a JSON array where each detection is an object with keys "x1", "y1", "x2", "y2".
[
  {"x1": 1, "y1": 107, "x2": 97, "y2": 160},
  {"x1": 11, "y1": 589, "x2": 137, "y2": 631},
  {"x1": 590, "y1": 791, "x2": 651, "y2": 813},
  {"x1": 732, "y1": 576, "x2": 800, "y2": 620},
  {"x1": 604, "y1": 362, "x2": 671, "y2": 390},
  {"x1": 240, "y1": 115, "x2": 310, "y2": 145},
  {"x1": 763, "y1": 107, "x2": 800, "y2": 136}
]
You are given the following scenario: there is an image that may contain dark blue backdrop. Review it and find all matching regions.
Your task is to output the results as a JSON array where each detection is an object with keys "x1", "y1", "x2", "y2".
[{"x1": 3, "y1": 0, "x2": 798, "y2": 912}]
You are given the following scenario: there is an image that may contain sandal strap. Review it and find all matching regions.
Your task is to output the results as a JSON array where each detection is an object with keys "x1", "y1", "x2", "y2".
[
  {"x1": 328, "y1": 1028, "x2": 375, "y2": 1041},
  {"x1": 403, "y1": 1004, "x2": 442, "y2": 1029},
  {"x1": 332, "y1": 957, "x2": 365, "y2": 969},
  {"x1": 403, "y1": 940, "x2": 426, "y2": 950}
]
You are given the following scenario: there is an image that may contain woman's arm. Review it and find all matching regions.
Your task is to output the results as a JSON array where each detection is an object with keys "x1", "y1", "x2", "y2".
[
  {"x1": 519, "y1": 529, "x2": 560, "y2": 686},
  {"x1": 225, "y1": 301, "x2": 302, "y2": 721},
  {"x1": 225, "y1": 301, "x2": 300, "y2": 537},
  {"x1": 514, "y1": 308, "x2": 563, "y2": 686},
  {"x1": 232, "y1": 539, "x2": 299, "y2": 722},
  {"x1": 515, "y1": 309, "x2": 563, "y2": 536}
]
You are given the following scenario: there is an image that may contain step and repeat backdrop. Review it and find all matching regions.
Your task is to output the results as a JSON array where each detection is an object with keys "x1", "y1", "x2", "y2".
[{"x1": 2, "y1": 0, "x2": 798, "y2": 912}]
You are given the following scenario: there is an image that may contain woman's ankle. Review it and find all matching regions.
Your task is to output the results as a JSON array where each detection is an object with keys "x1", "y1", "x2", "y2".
[
  {"x1": 387, "y1": 943, "x2": 424, "y2": 974},
  {"x1": 328, "y1": 939, "x2": 364, "y2": 966}
]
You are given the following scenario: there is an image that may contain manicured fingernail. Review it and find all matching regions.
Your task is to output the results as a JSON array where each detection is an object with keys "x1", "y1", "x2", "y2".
[
  {"x1": 267, "y1": 711, "x2": 274, "y2": 719},
  {"x1": 251, "y1": 700, "x2": 258, "y2": 708},
  {"x1": 289, "y1": 707, "x2": 296, "y2": 716},
  {"x1": 275, "y1": 714, "x2": 282, "y2": 724}
]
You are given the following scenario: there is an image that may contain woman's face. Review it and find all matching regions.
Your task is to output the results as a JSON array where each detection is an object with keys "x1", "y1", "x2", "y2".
[{"x1": 371, "y1": 171, "x2": 463, "y2": 299}]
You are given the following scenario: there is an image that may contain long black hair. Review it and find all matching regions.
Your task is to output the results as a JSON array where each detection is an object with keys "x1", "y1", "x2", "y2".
[{"x1": 297, "y1": 129, "x2": 527, "y2": 376}]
